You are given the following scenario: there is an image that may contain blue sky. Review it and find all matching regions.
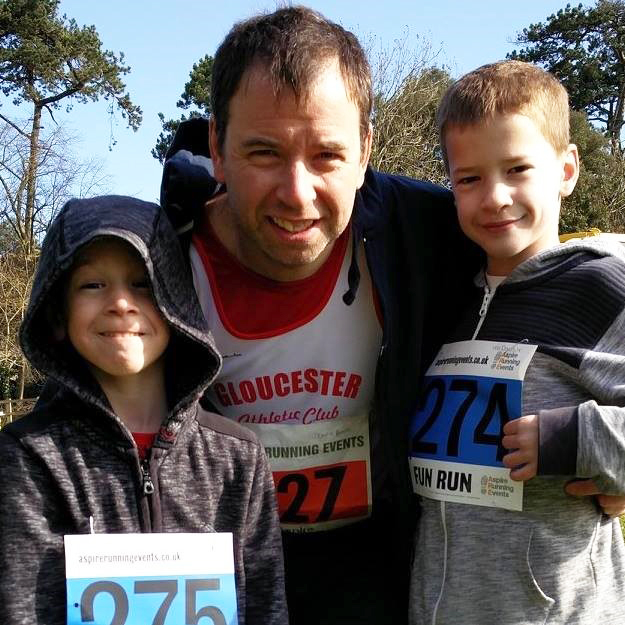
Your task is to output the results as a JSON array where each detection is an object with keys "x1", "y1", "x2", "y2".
[{"x1": 46, "y1": 0, "x2": 573, "y2": 202}]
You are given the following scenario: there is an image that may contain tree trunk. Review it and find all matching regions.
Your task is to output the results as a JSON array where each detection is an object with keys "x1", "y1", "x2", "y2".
[
  {"x1": 17, "y1": 355, "x2": 25, "y2": 400},
  {"x1": 25, "y1": 104, "x2": 42, "y2": 256}
]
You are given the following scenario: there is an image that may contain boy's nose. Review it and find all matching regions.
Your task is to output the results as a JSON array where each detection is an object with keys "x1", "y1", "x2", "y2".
[
  {"x1": 107, "y1": 289, "x2": 138, "y2": 314},
  {"x1": 481, "y1": 181, "x2": 513, "y2": 212},
  {"x1": 276, "y1": 160, "x2": 317, "y2": 209}
]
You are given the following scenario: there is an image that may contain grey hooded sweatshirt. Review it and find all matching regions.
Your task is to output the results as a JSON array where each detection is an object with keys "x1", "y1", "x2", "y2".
[
  {"x1": 0, "y1": 196, "x2": 287, "y2": 625},
  {"x1": 409, "y1": 237, "x2": 625, "y2": 625}
]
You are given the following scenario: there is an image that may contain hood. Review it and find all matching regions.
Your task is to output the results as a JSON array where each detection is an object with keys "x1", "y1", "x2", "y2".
[
  {"x1": 20, "y1": 195, "x2": 222, "y2": 418},
  {"x1": 475, "y1": 236, "x2": 625, "y2": 288}
]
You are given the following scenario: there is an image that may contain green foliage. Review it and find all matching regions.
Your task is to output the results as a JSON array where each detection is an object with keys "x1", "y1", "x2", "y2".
[
  {"x1": 152, "y1": 54, "x2": 213, "y2": 163},
  {"x1": 0, "y1": 0, "x2": 139, "y2": 396},
  {"x1": 371, "y1": 66, "x2": 452, "y2": 185},
  {"x1": 508, "y1": 1, "x2": 625, "y2": 155},
  {"x1": 0, "y1": 0, "x2": 141, "y2": 128},
  {"x1": 562, "y1": 110, "x2": 625, "y2": 232}
]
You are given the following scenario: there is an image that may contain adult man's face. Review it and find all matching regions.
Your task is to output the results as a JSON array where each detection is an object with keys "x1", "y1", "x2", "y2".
[{"x1": 209, "y1": 59, "x2": 372, "y2": 281}]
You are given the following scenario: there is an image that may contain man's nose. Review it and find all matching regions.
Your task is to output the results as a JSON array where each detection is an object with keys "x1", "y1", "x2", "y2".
[{"x1": 276, "y1": 160, "x2": 317, "y2": 208}]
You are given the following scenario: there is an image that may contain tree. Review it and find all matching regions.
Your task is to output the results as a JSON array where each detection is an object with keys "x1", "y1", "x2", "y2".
[
  {"x1": 0, "y1": 0, "x2": 141, "y2": 255},
  {"x1": 152, "y1": 54, "x2": 213, "y2": 163},
  {"x1": 0, "y1": 119, "x2": 108, "y2": 397},
  {"x1": 370, "y1": 66, "x2": 452, "y2": 185},
  {"x1": 361, "y1": 32, "x2": 452, "y2": 184},
  {"x1": 562, "y1": 109, "x2": 625, "y2": 232},
  {"x1": 508, "y1": 1, "x2": 625, "y2": 155}
]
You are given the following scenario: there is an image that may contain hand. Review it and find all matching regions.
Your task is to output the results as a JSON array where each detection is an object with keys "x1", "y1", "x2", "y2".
[
  {"x1": 501, "y1": 414, "x2": 538, "y2": 482},
  {"x1": 565, "y1": 479, "x2": 625, "y2": 517}
]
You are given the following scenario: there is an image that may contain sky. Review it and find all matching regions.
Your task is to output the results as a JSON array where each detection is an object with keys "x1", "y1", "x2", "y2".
[{"x1": 41, "y1": 0, "x2": 575, "y2": 203}]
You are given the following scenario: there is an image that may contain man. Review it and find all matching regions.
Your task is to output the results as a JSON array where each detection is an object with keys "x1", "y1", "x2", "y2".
[{"x1": 160, "y1": 7, "x2": 624, "y2": 624}]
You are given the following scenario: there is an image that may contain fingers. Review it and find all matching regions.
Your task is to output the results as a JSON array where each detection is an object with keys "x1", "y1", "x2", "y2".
[
  {"x1": 596, "y1": 495, "x2": 625, "y2": 517},
  {"x1": 502, "y1": 449, "x2": 537, "y2": 481},
  {"x1": 508, "y1": 462, "x2": 537, "y2": 482},
  {"x1": 502, "y1": 415, "x2": 538, "y2": 451},
  {"x1": 502, "y1": 415, "x2": 538, "y2": 482},
  {"x1": 565, "y1": 480, "x2": 625, "y2": 517},
  {"x1": 564, "y1": 479, "x2": 600, "y2": 497}
]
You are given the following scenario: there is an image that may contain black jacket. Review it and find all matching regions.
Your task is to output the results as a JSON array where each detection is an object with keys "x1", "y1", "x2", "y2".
[
  {"x1": 160, "y1": 118, "x2": 482, "y2": 624},
  {"x1": 0, "y1": 196, "x2": 287, "y2": 625}
]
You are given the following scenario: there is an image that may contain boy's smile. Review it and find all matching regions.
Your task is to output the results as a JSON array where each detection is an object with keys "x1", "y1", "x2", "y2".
[
  {"x1": 446, "y1": 113, "x2": 578, "y2": 275},
  {"x1": 64, "y1": 239, "x2": 170, "y2": 386}
]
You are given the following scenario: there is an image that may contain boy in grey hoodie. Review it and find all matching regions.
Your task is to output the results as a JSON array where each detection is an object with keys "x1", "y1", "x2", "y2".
[
  {"x1": 0, "y1": 196, "x2": 287, "y2": 625},
  {"x1": 408, "y1": 61, "x2": 625, "y2": 624}
]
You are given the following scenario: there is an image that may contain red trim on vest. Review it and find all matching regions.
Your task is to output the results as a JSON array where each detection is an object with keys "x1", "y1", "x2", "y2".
[{"x1": 192, "y1": 219, "x2": 350, "y2": 339}]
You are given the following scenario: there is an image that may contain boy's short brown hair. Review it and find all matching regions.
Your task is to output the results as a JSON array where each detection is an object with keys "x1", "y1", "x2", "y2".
[{"x1": 437, "y1": 60, "x2": 570, "y2": 168}]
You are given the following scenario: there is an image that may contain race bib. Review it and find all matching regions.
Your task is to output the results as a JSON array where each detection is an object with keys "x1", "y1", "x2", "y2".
[
  {"x1": 64, "y1": 533, "x2": 237, "y2": 625},
  {"x1": 246, "y1": 412, "x2": 371, "y2": 532},
  {"x1": 409, "y1": 340, "x2": 537, "y2": 511}
]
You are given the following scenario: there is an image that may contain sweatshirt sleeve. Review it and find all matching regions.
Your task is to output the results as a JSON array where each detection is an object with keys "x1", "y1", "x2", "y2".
[
  {"x1": 242, "y1": 442, "x2": 288, "y2": 625},
  {"x1": 0, "y1": 430, "x2": 67, "y2": 625},
  {"x1": 538, "y1": 305, "x2": 625, "y2": 494}
]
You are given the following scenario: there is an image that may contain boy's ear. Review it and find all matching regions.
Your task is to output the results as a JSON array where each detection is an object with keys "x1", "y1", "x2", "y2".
[
  {"x1": 46, "y1": 303, "x2": 66, "y2": 342},
  {"x1": 560, "y1": 143, "x2": 579, "y2": 199}
]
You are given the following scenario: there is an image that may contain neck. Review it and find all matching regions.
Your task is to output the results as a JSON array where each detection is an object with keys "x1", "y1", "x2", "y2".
[{"x1": 93, "y1": 362, "x2": 168, "y2": 433}]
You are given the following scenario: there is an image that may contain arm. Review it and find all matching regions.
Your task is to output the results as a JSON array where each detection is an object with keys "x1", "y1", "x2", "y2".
[
  {"x1": 0, "y1": 431, "x2": 66, "y2": 625},
  {"x1": 502, "y1": 305, "x2": 625, "y2": 496},
  {"x1": 242, "y1": 443, "x2": 288, "y2": 625}
]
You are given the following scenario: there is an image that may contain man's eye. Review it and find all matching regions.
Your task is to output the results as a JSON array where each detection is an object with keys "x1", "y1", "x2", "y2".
[{"x1": 250, "y1": 149, "x2": 278, "y2": 158}]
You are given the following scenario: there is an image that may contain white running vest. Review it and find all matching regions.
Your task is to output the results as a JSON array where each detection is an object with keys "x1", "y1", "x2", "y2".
[{"x1": 190, "y1": 240, "x2": 382, "y2": 532}]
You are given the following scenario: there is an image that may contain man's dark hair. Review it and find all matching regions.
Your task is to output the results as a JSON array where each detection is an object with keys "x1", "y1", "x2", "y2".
[{"x1": 211, "y1": 5, "x2": 372, "y2": 149}]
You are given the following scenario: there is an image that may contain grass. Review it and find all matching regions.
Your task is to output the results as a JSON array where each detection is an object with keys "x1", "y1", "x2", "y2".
[{"x1": 621, "y1": 516, "x2": 625, "y2": 537}]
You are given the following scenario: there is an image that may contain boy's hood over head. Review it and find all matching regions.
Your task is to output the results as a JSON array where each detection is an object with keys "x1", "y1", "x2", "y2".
[{"x1": 20, "y1": 195, "x2": 221, "y2": 416}]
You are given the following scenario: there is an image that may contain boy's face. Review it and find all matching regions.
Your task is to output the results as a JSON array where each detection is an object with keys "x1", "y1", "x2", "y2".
[
  {"x1": 64, "y1": 239, "x2": 170, "y2": 385},
  {"x1": 446, "y1": 113, "x2": 579, "y2": 275}
]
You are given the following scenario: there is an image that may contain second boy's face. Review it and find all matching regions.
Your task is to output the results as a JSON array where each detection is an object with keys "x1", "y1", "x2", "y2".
[
  {"x1": 64, "y1": 239, "x2": 170, "y2": 386},
  {"x1": 446, "y1": 113, "x2": 578, "y2": 275}
]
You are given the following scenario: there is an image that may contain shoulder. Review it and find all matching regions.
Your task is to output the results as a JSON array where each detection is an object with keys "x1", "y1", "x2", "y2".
[
  {"x1": 559, "y1": 251, "x2": 625, "y2": 306},
  {"x1": 194, "y1": 407, "x2": 261, "y2": 447},
  {"x1": 0, "y1": 405, "x2": 63, "y2": 443},
  {"x1": 360, "y1": 168, "x2": 455, "y2": 218}
]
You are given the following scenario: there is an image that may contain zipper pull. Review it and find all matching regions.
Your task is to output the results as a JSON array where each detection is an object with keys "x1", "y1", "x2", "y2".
[
  {"x1": 479, "y1": 284, "x2": 492, "y2": 317},
  {"x1": 472, "y1": 283, "x2": 494, "y2": 340},
  {"x1": 141, "y1": 459, "x2": 155, "y2": 495}
]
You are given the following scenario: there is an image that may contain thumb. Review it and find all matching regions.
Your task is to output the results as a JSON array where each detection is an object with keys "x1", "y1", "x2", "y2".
[{"x1": 565, "y1": 478, "x2": 600, "y2": 497}]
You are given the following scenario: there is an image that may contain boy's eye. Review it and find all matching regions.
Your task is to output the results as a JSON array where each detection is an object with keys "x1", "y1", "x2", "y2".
[
  {"x1": 509, "y1": 165, "x2": 531, "y2": 174},
  {"x1": 133, "y1": 279, "x2": 150, "y2": 289},
  {"x1": 456, "y1": 175, "x2": 479, "y2": 185},
  {"x1": 79, "y1": 282, "x2": 104, "y2": 290}
]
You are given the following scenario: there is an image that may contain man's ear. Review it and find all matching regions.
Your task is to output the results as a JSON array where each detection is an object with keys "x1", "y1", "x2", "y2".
[
  {"x1": 209, "y1": 116, "x2": 227, "y2": 184},
  {"x1": 357, "y1": 122, "x2": 373, "y2": 189},
  {"x1": 560, "y1": 143, "x2": 579, "y2": 198}
]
